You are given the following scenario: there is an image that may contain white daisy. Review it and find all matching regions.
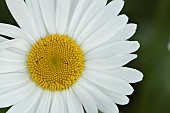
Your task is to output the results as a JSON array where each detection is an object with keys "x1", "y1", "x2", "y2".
[{"x1": 0, "y1": 0, "x2": 143, "y2": 113}]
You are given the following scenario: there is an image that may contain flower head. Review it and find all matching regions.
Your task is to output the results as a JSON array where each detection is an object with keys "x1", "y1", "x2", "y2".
[{"x1": 0, "y1": 0, "x2": 143, "y2": 113}]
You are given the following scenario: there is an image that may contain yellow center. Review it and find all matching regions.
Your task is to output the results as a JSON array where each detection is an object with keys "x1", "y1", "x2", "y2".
[{"x1": 27, "y1": 34, "x2": 84, "y2": 91}]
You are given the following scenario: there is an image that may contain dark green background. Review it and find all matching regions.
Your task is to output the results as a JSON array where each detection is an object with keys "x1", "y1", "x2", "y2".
[{"x1": 0, "y1": 0, "x2": 170, "y2": 113}]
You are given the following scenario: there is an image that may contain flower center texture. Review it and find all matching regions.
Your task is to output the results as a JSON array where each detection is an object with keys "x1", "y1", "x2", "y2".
[{"x1": 27, "y1": 34, "x2": 84, "y2": 91}]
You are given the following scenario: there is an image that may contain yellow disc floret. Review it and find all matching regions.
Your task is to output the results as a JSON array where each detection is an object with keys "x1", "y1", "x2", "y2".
[{"x1": 27, "y1": 34, "x2": 84, "y2": 91}]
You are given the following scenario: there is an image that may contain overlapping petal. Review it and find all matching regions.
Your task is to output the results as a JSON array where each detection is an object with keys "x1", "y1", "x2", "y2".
[
  {"x1": 0, "y1": 82, "x2": 35, "y2": 108},
  {"x1": 6, "y1": 87, "x2": 41, "y2": 113},
  {"x1": 6, "y1": 0, "x2": 40, "y2": 40}
]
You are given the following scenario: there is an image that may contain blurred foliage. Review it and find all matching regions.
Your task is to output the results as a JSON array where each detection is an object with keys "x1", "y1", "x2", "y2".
[{"x1": 0, "y1": 0, "x2": 170, "y2": 113}]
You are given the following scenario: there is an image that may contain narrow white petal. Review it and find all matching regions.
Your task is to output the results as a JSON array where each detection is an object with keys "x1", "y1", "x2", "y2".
[
  {"x1": 106, "y1": 24, "x2": 137, "y2": 43},
  {"x1": 0, "y1": 72, "x2": 30, "y2": 89},
  {"x1": 0, "y1": 36, "x2": 8, "y2": 43},
  {"x1": 73, "y1": 0, "x2": 107, "y2": 39},
  {"x1": 25, "y1": 0, "x2": 48, "y2": 37},
  {"x1": 68, "y1": 0, "x2": 92, "y2": 37},
  {"x1": 76, "y1": 0, "x2": 124, "y2": 44},
  {"x1": 61, "y1": 91, "x2": 69, "y2": 113},
  {"x1": 73, "y1": 84, "x2": 98, "y2": 113},
  {"x1": 35, "y1": 91, "x2": 52, "y2": 113},
  {"x1": 67, "y1": 88, "x2": 84, "y2": 113},
  {"x1": 106, "y1": 0, "x2": 124, "y2": 16},
  {"x1": 0, "y1": 82, "x2": 35, "y2": 108},
  {"x1": 102, "y1": 67, "x2": 143, "y2": 83},
  {"x1": 64, "y1": 0, "x2": 79, "y2": 34},
  {"x1": 78, "y1": 78, "x2": 119, "y2": 113},
  {"x1": 27, "y1": 100, "x2": 40, "y2": 113},
  {"x1": 0, "y1": 61, "x2": 26, "y2": 73},
  {"x1": 39, "y1": 0, "x2": 56, "y2": 34},
  {"x1": 50, "y1": 92, "x2": 65, "y2": 113},
  {"x1": 0, "y1": 39, "x2": 31, "y2": 52},
  {"x1": 56, "y1": 0, "x2": 70, "y2": 34},
  {"x1": 98, "y1": 88, "x2": 130, "y2": 105},
  {"x1": 7, "y1": 48, "x2": 27, "y2": 56},
  {"x1": 6, "y1": 0, "x2": 40, "y2": 40},
  {"x1": 0, "y1": 23, "x2": 35, "y2": 44},
  {"x1": 82, "y1": 69, "x2": 134, "y2": 95},
  {"x1": 112, "y1": 94, "x2": 130, "y2": 105},
  {"x1": 85, "y1": 41, "x2": 140, "y2": 59},
  {"x1": 82, "y1": 15, "x2": 128, "y2": 52},
  {"x1": 85, "y1": 54, "x2": 137, "y2": 70},
  {"x1": 16, "y1": 68, "x2": 28, "y2": 72},
  {"x1": 0, "y1": 81, "x2": 29, "y2": 95},
  {"x1": 79, "y1": 78, "x2": 130, "y2": 105},
  {"x1": 6, "y1": 87, "x2": 42, "y2": 113},
  {"x1": 27, "y1": 92, "x2": 42, "y2": 113},
  {"x1": 0, "y1": 50, "x2": 26, "y2": 62}
]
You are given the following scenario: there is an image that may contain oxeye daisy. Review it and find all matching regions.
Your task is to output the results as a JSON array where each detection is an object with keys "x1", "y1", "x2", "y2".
[{"x1": 0, "y1": 0, "x2": 143, "y2": 113}]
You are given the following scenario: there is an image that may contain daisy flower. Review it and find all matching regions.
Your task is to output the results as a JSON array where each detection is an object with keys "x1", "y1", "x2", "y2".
[{"x1": 0, "y1": 0, "x2": 143, "y2": 113}]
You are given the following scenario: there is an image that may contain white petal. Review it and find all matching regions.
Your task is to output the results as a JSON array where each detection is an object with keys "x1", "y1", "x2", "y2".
[
  {"x1": 112, "y1": 94, "x2": 129, "y2": 105},
  {"x1": 98, "y1": 88, "x2": 130, "y2": 105},
  {"x1": 78, "y1": 78, "x2": 119, "y2": 113},
  {"x1": 106, "y1": 24, "x2": 137, "y2": 43},
  {"x1": 0, "y1": 72, "x2": 30, "y2": 89},
  {"x1": 0, "y1": 39, "x2": 31, "y2": 52},
  {"x1": 27, "y1": 91, "x2": 43, "y2": 113},
  {"x1": 17, "y1": 68, "x2": 28, "y2": 73},
  {"x1": 7, "y1": 48, "x2": 27, "y2": 56},
  {"x1": 56, "y1": 0, "x2": 70, "y2": 34},
  {"x1": 68, "y1": 0, "x2": 92, "y2": 37},
  {"x1": 0, "y1": 61, "x2": 26, "y2": 73},
  {"x1": 85, "y1": 54, "x2": 137, "y2": 70},
  {"x1": 72, "y1": 84, "x2": 98, "y2": 113},
  {"x1": 39, "y1": 0, "x2": 56, "y2": 34},
  {"x1": 25, "y1": 0, "x2": 47, "y2": 37},
  {"x1": 79, "y1": 78, "x2": 130, "y2": 105},
  {"x1": 76, "y1": 0, "x2": 124, "y2": 44},
  {"x1": 82, "y1": 15, "x2": 128, "y2": 52},
  {"x1": 0, "y1": 82, "x2": 35, "y2": 108},
  {"x1": 106, "y1": 0, "x2": 124, "y2": 16},
  {"x1": 61, "y1": 91, "x2": 69, "y2": 113},
  {"x1": 7, "y1": 48, "x2": 28, "y2": 56},
  {"x1": 64, "y1": 0, "x2": 79, "y2": 34},
  {"x1": 0, "y1": 80, "x2": 29, "y2": 95},
  {"x1": 0, "y1": 23, "x2": 35, "y2": 44},
  {"x1": 61, "y1": 89, "x2": 68, "y2": 113},
  {"x1": 73, "y1": 0, "x2": 107, "y2": 39},
  {"x1": 6, "y1": 87, "x2": 42, "y2": 113},
  {"x1": 27, "y1": 100, "x2": 39, "y2": 113},
  {"x1": 82, "y1": 69, "x2": 134, "y2": 95},
  {"x1": 67, "y1": 88, "x2": 84, "y2": 113},
  {"x1": 102, "y1": 67, "x2": 143, "y2": 83},
  {"x1": 0, "y1": 50, "x2": 26, "y2": 62},
  {"x1": 6, "y1": 0, "x2": 40, "y2": 40},
  {"x1": 50, "y1": 92, "x2": 65, "y2": 113},
  {"x1": 0, "y1": 36, "x2": 8, "y2": 43},
  {"x1": 35, "y1": 91, "x2": 52, "y2": 113},
  {"x1": 85, "y1": 41, "x2": 140, "y2": 59}
]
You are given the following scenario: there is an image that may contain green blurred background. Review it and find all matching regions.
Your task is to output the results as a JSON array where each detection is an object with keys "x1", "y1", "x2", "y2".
[{"x1": 0, "y1": 0, "x2": 170, "y2": 113}]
